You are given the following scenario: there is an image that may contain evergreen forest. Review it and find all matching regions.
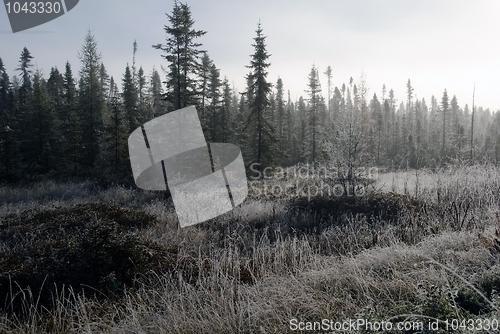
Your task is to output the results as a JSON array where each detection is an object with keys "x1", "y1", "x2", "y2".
[{"x1": 1, "y1": 2, "x2": 497, "y2": 187}]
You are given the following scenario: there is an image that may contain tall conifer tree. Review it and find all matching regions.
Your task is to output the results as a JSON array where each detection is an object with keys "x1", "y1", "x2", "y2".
[
  {"x1": 244, "y1": 22, "x2": 276, "y2": 166},
  {"x1": 106, "y1": 79, "x2": 128, "y2": 176},
  {"x1": 122, "y1": 64, "x2": 138, "y2": 135},
  {"x1": 62, "y1": 61, "x2": 81, "y2": 175},
  {"x1": 153, "y1": 1, "x2": 206, "y2": 111},
  {"x1": 0, "y1": 58, "x2": 16, "y2": 179},
  {"x1": 17, "y1": 47, "x2": 33, "y2": 110},
  {"x1": 441, "y1": 89, "x2": 449, "y2": 158},
  {"x1": 220, "y1": 77, "x2": 233, "y2": 143},
  {"x1": 149, "y1": 68, "x2": 165, "y2": 118},
  {"x1": 22, "y1": 71, "x2": 55, "y2": 173},
  {"x1": 78, "y1": 30, "x2": 105, "y2": 170},
  {"x1": 275, "y1": 77, "x2": 285, "y2": 154},
  {"x1": 306, "y1": 64, "x2": 321, "y2": 163},
  {"x1": 208, "y1": 62, "x2": 221, "y2": 141}
]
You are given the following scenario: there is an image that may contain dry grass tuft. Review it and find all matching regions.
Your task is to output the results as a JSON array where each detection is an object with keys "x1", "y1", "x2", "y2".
[{"x1": 1, "y1": 164, "x2": 500, "y2": 332}]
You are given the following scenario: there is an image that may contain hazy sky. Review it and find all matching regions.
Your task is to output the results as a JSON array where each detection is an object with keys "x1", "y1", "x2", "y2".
[{"x1": 1, "y1": 0, "x2": 499, "y2": 110}]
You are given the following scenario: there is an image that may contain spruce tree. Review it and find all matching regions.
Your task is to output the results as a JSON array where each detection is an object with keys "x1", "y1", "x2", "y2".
[
  {"x1": 306, "y1": 64, "x2": 321, "y2": 163},
  {"x1": 122, "y1": 64, "x2": 138, "y2": 135},
  {"x1": 137, "y1": 66, "x2": 147, "y2": 122},
  {"x1": 105, "y1": 79, "x2": 128, "y2": 176},
  {"x1": 78, "y1": 30, "x2": 105, "y2": 170},
  {"x1": 450, "y1": 95, "x2": 463, "y2": 154},
  {"x1": 153, "y1": 1, "x2": 206, "y2": 111},
  {"x1": 388, "y1": 89, "x2": 397, "y2": 158},
  {"x1": 149, "y1": 68, "x2": 165, "y2": 118},
  {"x1": 370, "y1": 94, "x2": 383, "y2": 164},
  {"x1": 199, "y1": 52, "x2": 211, "y2": 119},
  {"x1": 62, "y1": 61, "x2": 81, "y2": 175},
  {"x1": 14, "y1": 48, "x2": 36, "y2": 174},
  {"x1": 406, "y1": 78, "x2": 414, "y2": 137},
  {"x1": 100, "y1": 63, "x2": 110, "y2": 101},
  {"x1": 208, "y1": 62, "x2": 221, "y2": 141},
  {"x1": 17, "y1": 47, "x2": 33, "y2": 110},
  {"x1": 275, "y1": 77, "x2": 285, "y2": 156},
  {"x1": 282, "y1": 90, "x2": 295, "y2": 163},
  {"x1": 220, "y1": 77, "x2": 233, "y2": 143},
  {"x1": 22, "y1": 71, "x2": 55, "y2": 173},
  {"x1": 244, "y1": 22, "x2": 276, "y2": 166},
  {"x1": 47, "y1": 67, "x2": 65, "y2": 171},
  {"x1": 233, "y1": 94, "x2": 247, "y2": 146},
  {"x1": 0, "y1": 58, "x2": 16, "y2": 180},
  {"x1": 441, "y1": 89, "x2": 449, "y2": 158},
  {"x1": 383, "y1": 98, "x2": 391, "y2": 158},
  {"x1": 429, "y1": 95, "x2": 440, "y2": 160},
  {"x1": 324, "y1": 66, "x2": 332, "y2": 115},
  {"x1": 47, "y1": 67, "x2": 64, "y2": 114},
  {"x1": 297, "y1": 96, "x2": 307, "y2": 162}
]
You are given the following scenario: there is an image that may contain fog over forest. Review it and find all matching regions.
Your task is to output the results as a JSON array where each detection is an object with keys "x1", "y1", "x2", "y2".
[
  {"x1": 1, "y1": 1, "x2": 499, "y2": 182},
  {"x1": 2, "y1": 2, "x2": 500, "y2": 333}
]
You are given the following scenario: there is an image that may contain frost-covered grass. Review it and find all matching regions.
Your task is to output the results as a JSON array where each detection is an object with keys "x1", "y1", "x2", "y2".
[
  {"x1": 1, "y1": 164, "x2": 500, "y2": 333},
  {"x1": 377, "y1": 164, "x2": 500, "y2": 207}
]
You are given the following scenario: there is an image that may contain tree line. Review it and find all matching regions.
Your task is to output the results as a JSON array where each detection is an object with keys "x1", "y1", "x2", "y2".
[{"x1": 1, "y1": 1, "x2": 498, "y2": 184}]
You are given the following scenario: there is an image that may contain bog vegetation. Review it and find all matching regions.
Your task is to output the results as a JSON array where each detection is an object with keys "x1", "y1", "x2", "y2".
[
  {"x1": 1, "y1": 1, "x2": 500, "y2": 333},
  {"x1": 0, "y1": 165, "x2": 499, "y2": 333}
]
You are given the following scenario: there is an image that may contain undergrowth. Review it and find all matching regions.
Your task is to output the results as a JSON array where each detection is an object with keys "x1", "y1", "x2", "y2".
[{"x1": 0, "y1": 164, "x2": 499, "y2": 333}]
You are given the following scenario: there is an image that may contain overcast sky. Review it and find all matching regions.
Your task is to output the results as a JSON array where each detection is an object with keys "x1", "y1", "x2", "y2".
[{"x1": 1, "y1": 0, "x2": 499, "y2": 111}]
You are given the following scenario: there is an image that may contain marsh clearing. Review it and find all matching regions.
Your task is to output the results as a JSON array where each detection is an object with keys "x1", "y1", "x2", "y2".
[{"x1": 1, "y1": 164, "x2": 500, "y2": 333}]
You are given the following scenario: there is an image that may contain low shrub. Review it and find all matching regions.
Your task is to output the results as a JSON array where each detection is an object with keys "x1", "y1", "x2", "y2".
[{"x1": 0, "y1": 203, "x2": 177, "y2": 317}]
